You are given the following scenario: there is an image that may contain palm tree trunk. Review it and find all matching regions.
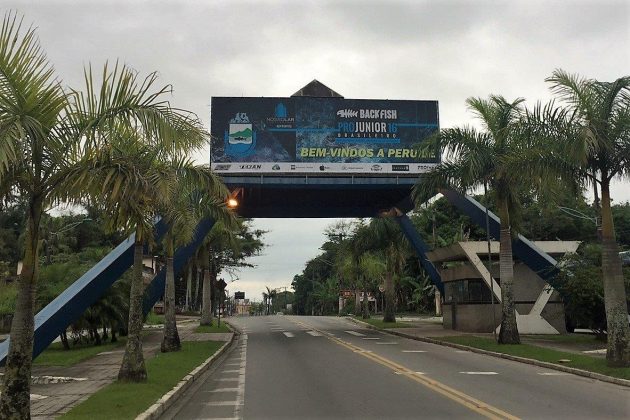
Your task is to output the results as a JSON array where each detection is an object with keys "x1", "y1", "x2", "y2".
[
  {"x1": 383, "y1": 271, "x2": 396, "y2": 323},
  {"x1": 362, "y1": 286, "x2": 370, "y2": 319},
  {"x1": 200, "y1": 245, "x2": 213, "y2": 325},
  {"x1": 185, "y1": 264, "x2": 192, "y2": 312},
  {"x1": 354, "y1": 288, "x2": 361, "y2": 317},
  {"x1": 0, "y1": 199, "x2": 42, "y2": 419},
  {"x1": 118, "y1": 237, "x2": 148, "y2": 381},
  {"x1": 161, "y1": 243, "x2": 181, "y2": 352},
  {"x1": 200, "y1": 268, "x2": 213, "y2": 325},
  {"x1": 497, "y1": 198, "x2": 520, "y2": 344},
  {"x1": 600, "y1": 181, "x2": 630, "y2": 367}
]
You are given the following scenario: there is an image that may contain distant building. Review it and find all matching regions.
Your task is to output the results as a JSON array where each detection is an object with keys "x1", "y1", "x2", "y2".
[{"x1": 427, "y1": 241, "x2": 580, "y2": 334}]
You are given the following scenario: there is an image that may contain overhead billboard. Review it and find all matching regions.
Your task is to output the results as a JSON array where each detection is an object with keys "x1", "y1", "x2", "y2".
[{"x1": 210, "y1": 97, "x2": 439, "y2": 175}]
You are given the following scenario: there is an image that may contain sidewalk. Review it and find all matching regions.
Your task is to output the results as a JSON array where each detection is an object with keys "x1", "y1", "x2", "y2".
[{"x1": 2, "y1": 317, "x2": 230, "y2": 419}]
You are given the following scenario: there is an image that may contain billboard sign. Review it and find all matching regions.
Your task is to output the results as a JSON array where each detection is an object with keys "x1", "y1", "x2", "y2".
[{"x1": 211, "y1": 97, "x2": 439, "y2": 175}]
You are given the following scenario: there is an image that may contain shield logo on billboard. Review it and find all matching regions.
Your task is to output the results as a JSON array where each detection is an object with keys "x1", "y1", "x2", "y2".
[{"x1": 225, "y1": 113, "x2": 256, "y2": 157}]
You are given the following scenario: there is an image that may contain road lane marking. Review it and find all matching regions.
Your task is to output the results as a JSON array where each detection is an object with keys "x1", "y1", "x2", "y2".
[
  {"x1": 362, "y1": 337, "x2": 380, "y2": 340},
  {"x1": 283, "y1": 332, "x2": 295, "y2": 338},
  {"x1": 402, "y1": 350, "x2": 427, "y2": 353},
  {"x1": 460, "y1": 372, "x2": 499, "y2": 375},
  {"x1": 375, "y1": 342, "x2": 398, "y2": 345},
  {"x1": 289, "y1": 318, "x2": 519, "y2": 420},
  {"x1": 455, "y1": 350, "x2": 469, "y2": 353},
  {"x1": 223, "y1": 370, "x2": 241, "y2": 373},
  {"x1": 344, "y1": 330, "x2": 366, "y2": 336},
  {"x1": 307, "y1": 331, "x2": 323, "y2": 336},
  {"x1": 209, "y1": 388, "x2": 240, "y2": 392},
  {"x1": 205, "y1": 401, "x2": 244, "y2": 406},
  {"x1": 537, "y1": 372, "x2": 569, "y2": 376}
]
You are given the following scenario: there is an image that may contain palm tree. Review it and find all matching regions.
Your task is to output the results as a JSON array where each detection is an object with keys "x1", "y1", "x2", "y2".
[
  {"x1": 358, "y1": 253, "x2": 385, "y2": 319},
  {"x1": 159, "y1": 164, "x2": 230, "y2": 352},
  {"x1": 0, "y1": 13, "x2": 203, "y2": 416},
  {"x1": 368, "y1": 218, "x2": 409, "y2": 323},
  {"x1": 72, "y1": 129, "x2": 212, "y2": 378},
  {"x1": 264, "y1": 286, "x2": 276, "y2": 315},
  {"x1": 544, "y1": 70, "x2": 630, "y2": 366},
  {"x1": 414, "y1": 96, "x2": 527, "y2": 344},
  {"x1": 199, "y1": 220, "x2": 241, "y2": 326}
]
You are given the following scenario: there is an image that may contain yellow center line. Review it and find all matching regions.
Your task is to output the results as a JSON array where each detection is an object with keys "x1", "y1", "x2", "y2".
[{"x1": 290, "y1": 319, "x2": 520, "y2": 420}]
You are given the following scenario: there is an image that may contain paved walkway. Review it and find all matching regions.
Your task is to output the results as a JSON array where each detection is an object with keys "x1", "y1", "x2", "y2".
[{"x1": 3, "y1": 318, "x2": 231, "y2": 419}]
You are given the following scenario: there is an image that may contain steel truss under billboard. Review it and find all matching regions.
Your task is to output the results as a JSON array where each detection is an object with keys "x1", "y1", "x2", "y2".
[{"x1": 211, "y1": 97, "x2": 439, "y2": 176}]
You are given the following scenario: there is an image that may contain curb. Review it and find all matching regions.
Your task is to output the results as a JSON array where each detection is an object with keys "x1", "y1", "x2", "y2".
[
  {"x1": 345, "y1": 317, "x2": 630, "y2": 388},
  {"x1": 135, "y1": 331, "x2": 237, "y2": 420}
]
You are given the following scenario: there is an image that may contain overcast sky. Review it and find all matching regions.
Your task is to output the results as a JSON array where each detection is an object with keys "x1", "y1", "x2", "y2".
[{"x1": 7, "y1": 0, "x2": 629, "y2": 302}]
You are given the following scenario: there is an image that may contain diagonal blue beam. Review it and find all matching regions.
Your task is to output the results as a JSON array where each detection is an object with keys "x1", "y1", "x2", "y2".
[
  {"x1": 0, "y1": 218, "x2": 214, "y2": 366},
  {"x1": 142, "y1": 218, "x2": 216, "y2": 314},
  {"x1": 395, "y1": 213, "x2": 444, "y2": 294},
  {"x1": 440, "y1": 189, "x2": 559, "y2": 281}
]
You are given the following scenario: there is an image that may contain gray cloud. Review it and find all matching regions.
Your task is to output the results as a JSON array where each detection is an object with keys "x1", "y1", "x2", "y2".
[{"x1": 5, "y1": 0, "x2": 628, "y2": 300}]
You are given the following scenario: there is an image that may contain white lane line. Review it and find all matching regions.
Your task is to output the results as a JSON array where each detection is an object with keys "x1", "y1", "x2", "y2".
[
  {"x1": 223, "y1": 370, "x2": 241, "y2": 373},
  {"x1": 283, "y1": 332, "x2": 295, "y2": 338},
  {"x1": 402, "y1": 350, "x2": 427, "y2": 353},
  {"x1": 345, "y1": 330, "x2": 366, "y2": 337},
  {"x1": 460, "y1": 371, "x2": 499, "y2": 375},
  {"x1": 209, "y1": 388, "x2": 239, "y2": 392},
  {"x1": 306, "y1": 331, "x2": 323, "y2": 337},
  {"x1": 538, "y1": 372, "x2": 570, "y2": 376},
  {"x1": 216, "y1": 378, "x2": 240, "y2": 381},
  {"x1": 362, "y1": 337, "x2": 380, "y2": 340},
  {"x1": 375, "y1": 342, "x2": 398, "y2": 345},
  {"x1": 353, "y1": 350, "x2": 373, "y2": 353},
  {"x1": 205, "y1": 401, "x2": 244, "y2": 406}
]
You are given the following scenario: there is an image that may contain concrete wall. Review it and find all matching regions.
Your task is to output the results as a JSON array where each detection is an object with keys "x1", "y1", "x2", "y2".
[{"x1": 442, "y1": 303, "x2": 501, "y2": 333}]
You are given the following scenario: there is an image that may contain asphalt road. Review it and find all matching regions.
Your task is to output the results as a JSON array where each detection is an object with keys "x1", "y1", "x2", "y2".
[{"x1": 162, "y1": 315, "x2": 629, "y2": 420}]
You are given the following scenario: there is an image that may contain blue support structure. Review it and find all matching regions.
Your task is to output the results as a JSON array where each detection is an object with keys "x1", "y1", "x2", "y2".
[
  {"x1": 441, "y1": 190, "x2": 559, "y2": 280},
  {"x1": 396, "y1": 213, "x2": 444, "y2": 294},
  {"x1": 142, "y1": 218, "x2": 216, "y2": 313},
  {"x1": 0, "y1": 218, "x2": 215, "y2": 366}
]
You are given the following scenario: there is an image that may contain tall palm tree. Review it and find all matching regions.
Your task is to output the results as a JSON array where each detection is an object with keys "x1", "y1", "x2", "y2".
[
  {"x1": 545, "y1": 70, "x2": 630, "y2": 366},
  {"x1": 199, "y1": 220, "x2": 240, "y2": 326},
  {"x1": 358, "y1": 253, "x2": 385, "y2": 319},
  {"x1": 71, "y1": 129, "x2": 212, "y2": 379},
  {"x1": 0, "y1": 13, "x2": 202, "y2": 416},
  {"x1": 159, "y1": 164, "x2": 231, "y2": 352},
  {"x1": 368, "y1": 218, "x2": 409, "y2": 323},
  {"x1": 414, "y1": 95, "x2": 527, "y2": 344}
]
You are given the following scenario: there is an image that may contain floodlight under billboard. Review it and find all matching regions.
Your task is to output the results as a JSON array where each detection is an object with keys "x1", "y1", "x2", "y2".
[{"x1": 210, "y1": 97, "x2": 439, "y2": 176}]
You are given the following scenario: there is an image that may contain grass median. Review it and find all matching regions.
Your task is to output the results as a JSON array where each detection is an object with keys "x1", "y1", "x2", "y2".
[
  {"x1": 439, "y1": 336, "x2": 630, "y2": 380},
  {"x1": 195, "y1": 322, "x2": 231, "y2": 333},
  {"x1": 358, "y1": 317, "x2": 416, "y2": 329},
  {"x1": 61, "y1": 340, "x2": 224, "y2": 420},
  {"x1": 34, "y1": 338, "x2": 127, "y2": 367}
]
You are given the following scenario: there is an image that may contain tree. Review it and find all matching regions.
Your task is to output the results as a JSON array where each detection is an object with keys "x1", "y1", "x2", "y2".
[
  {"x1": 368, "y1": 218, "x2": 408, "y2": 323},
  {"x1": 545, "y1": 70, "x2": 630, "y2": 366},
  {"x1": 199, "y1": 219, "x2": 264, "y2": 325},
  {"x1": 414, "y1": 95, "x2": 528, "y2": 344},
  {"x1": 159, "y1": 165, "x2": 230, "y2": 352},
  {"x1": 0, "y1": 12, "x2": 207, "y2": 416}
]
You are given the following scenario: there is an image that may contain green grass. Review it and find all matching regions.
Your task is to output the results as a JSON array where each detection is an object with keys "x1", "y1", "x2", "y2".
[
  {"x1": 195, "y1": 323, "x2": 231, "y2": 333},
  {"x1": 34, "y1": 338, "x2": 126, "y2": 367},
  {"x1": 439, "y1": 336, "x2": 630, "y2": 380},
  {"x1": 360, "y1": 318, "x2": 416, "y2": 329},
  {"x1": 144, "y1": 311, "x2": 164, "y2": 325},
  {"x1": 522, "y1": 334, "x2": 605, "y2": 344},
  {"x1": 61, "y1": 341, "x2": 224, "y2": 420}
]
